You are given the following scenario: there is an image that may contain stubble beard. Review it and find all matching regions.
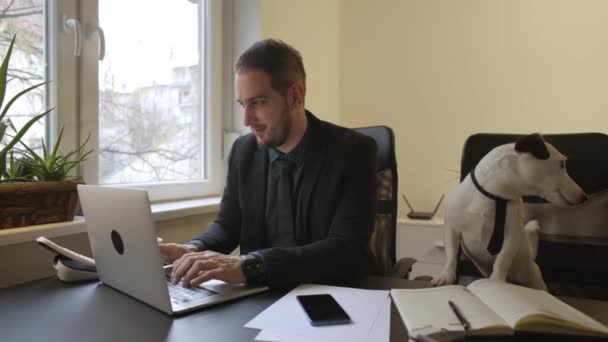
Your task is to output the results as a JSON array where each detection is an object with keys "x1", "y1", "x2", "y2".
[{"x1": 257, "y1": 107, "x2": 292, "y2": 148}]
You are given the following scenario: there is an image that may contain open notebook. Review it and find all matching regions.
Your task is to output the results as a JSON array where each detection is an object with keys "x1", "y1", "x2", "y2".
[{"x1": 391, "y1": 279, "x2": 608, "y2": 338}]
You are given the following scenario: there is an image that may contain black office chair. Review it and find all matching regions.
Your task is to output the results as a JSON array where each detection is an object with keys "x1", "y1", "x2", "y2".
[
  {"x1": 354, "y1": 126, "x2": 415, "y2": 278},
  {"x1": 457, "y1": 132, "x2": 608, "y2": 299}
]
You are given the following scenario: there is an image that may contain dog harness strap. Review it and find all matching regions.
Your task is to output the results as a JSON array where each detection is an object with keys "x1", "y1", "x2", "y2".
[
  {"x1": 488, "y1": 199, "x2": 507, "y2": 255},
  {"x1": 470, "y1": 166, "x2": 509, "y2": 256}
]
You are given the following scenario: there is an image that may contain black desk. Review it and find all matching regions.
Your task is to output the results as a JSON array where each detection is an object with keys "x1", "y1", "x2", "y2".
[
  {"x1": 0, "y1": 276, "x2": 606, "y2": 342},
  {"x1": 0, "y1": 276, "x2": 428, "y2": 342}
]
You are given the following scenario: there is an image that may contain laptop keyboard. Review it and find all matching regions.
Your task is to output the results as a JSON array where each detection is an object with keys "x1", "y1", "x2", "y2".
[{"x1": 167, "y1": 280, "x2": 217, "y2": 305}]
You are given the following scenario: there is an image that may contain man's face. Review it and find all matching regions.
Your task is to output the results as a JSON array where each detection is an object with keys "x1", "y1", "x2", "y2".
[{"x1": 236, "y1": 70, "x2": 292, "y2": 148}]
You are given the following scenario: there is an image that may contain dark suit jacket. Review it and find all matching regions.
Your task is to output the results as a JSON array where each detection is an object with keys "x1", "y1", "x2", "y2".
[{"x1": 191, "y1": 112, "x2": 377, "y2": 287}]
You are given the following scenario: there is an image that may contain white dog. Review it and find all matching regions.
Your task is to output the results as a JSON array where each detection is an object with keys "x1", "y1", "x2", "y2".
[{"x1": 432, "y1": 133, "x2": 587, "y2": 290}]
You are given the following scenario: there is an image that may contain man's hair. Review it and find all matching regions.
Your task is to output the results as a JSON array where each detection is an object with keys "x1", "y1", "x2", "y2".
[{"x1": 235, "y1": 39, "x2": 306, "y2": 93}]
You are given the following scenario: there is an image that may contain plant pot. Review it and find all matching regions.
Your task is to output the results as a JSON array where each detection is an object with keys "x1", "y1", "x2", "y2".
[{"x1": 0, "y1": 181, "x2": 81, "y2": 229}]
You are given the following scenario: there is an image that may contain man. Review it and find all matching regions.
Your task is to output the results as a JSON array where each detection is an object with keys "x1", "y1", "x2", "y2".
[{"x1": 161, "y1": 39, "x2": 377, "y2": 288}]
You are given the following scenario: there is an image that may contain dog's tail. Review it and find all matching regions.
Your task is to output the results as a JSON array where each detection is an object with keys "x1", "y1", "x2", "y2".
[{"x1": 524, "y1": 220, "x2": 541, "y2": 259}]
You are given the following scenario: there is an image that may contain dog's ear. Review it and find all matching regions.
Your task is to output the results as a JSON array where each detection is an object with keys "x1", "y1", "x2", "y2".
[{"x1": 514, "y1": 133, "x2": 550, "y2": 160}]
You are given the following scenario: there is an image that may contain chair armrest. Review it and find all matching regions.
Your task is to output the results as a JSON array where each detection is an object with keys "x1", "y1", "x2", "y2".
[{"x1": 389, "y1": 257, "x2": 417, "y2": 279}]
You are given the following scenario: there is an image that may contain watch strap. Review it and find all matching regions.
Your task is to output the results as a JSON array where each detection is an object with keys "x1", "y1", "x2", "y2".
[{"x1": 241, "y1": 252, "x2": 266, "y2": 285}]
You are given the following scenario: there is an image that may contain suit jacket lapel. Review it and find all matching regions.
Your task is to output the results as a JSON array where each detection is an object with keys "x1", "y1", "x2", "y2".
[
  {"x1": 244, "y1": 144, "x2": 268, "y2": 252},
  {"x1": 296, "y1": 113, "x2": 328, "y2": 244}
]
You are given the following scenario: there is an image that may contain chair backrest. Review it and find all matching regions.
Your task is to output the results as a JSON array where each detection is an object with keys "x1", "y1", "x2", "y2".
[
  {"x1": 460, "y1": 133, "x2": 608, "y2": 193},
  {"x1": 353, "y1": 126, "x2": 398, "y2": 276},
  {"x1": 458, "y1": 132, "x2": 608, "y2": 298}
]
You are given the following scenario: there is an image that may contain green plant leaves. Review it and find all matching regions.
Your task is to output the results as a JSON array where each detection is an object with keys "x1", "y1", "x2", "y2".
[
  {"x1": 0, "y1": 109, "x2": 50, "y2": 178},
  {"x1": 0, "y1": 121, "x2": 7, "y2": 143},
  {"x1": 17, "y1": 128, "x2": 93, "y2": 181},
  {"x1": 0, "y1": 33, "x2": 60, "y2": 181},
  {"x1": 4, "y1": 150, "x2": 35, "y2": 181},
  {"x1": 0, "y1": 81, "x2": 48, "y2": 122},
  {"x1": 0, "y1": 35, "x2": 16, "y2": 111},
  {"x1": 1, "y1": 33, "x2": 91, "y2": 182}
]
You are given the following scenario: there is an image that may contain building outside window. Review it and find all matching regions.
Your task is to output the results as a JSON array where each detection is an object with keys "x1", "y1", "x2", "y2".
[{"x1": 0, "y1": 0, "x2": 224, "y2": 202}]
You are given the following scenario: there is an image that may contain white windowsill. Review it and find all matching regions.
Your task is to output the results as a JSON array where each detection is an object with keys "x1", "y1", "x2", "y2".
[{"x1": 0, "y1": 196, "x2": 221, "y2": 247}]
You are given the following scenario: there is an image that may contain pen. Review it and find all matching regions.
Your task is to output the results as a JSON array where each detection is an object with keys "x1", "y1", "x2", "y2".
[{"x1": 448, "y1": 300, "x2": 470, "y2": 331}]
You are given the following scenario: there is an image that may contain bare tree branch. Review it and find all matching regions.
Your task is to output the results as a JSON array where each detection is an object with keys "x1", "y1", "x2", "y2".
[
  {"x1": 3, "y1": 4, "x2": 40, "y2": 12},
  {"x1": 0, "y1": 9, "x2": 41, "y2": 18},
  {"x1": 7, "y1": 70, "x2": 43, "y2": 83},
  {"x1": 101, "y1": 147, "x2": 193, "y2": 162},
  {"x1": 0, "y1": 0, "x2": 17, "y2": 17}
]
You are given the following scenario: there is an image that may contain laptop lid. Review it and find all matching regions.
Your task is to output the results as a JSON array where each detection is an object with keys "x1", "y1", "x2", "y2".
[
  {"x1": 78, "y1": 185, "x2": 269, "y2": 315},
  {"x1": 78, "y1": 185, "x2": 173, "y2": 314}
]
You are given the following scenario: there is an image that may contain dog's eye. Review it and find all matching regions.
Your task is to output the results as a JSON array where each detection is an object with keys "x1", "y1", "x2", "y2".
[{"x1": 560, "y1": 160, "x2": 566, "y2": 169}]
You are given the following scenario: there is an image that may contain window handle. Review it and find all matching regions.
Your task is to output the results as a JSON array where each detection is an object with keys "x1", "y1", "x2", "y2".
[
  {"x1": 86, "y1": 24, "x2": 106, "y2": 61},
  {"x1": 63, "y1": 15, "x2": 82, "y2": 57}
]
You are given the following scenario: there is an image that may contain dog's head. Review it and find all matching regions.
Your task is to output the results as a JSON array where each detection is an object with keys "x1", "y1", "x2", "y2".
[{"x1": 511, "y1": 133, "x2": 587, "y2": 206}]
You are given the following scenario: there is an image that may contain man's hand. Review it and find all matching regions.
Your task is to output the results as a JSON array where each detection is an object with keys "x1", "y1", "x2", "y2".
[
  {"x1": 159, "y1": 243, "x2": 199, "y2": 263},
  {"x1": 171, "y1": 250, "x2": 246, "y2": 287}
]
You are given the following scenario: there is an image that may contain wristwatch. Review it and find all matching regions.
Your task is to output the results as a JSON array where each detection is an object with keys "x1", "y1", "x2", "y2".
[{"x1": 241, "y1": 253, "x2": 266, "y2": 284}]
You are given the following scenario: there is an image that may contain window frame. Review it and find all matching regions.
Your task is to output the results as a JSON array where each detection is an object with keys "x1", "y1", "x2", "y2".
[
  {"x1": 52, "y1": 0, "x2": 226, "y2": 203},
  {"x1": 47, "y1": 0, "x2": 79, "y2": 162}
]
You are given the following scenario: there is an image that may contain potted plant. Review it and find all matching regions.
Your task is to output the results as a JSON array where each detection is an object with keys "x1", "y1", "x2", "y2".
[{"x1": 0, "y1": 35, "x2": 92, "y2": 229}]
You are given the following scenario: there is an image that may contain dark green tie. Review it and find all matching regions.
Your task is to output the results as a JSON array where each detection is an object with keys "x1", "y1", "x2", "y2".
[{"x1": 275, "y1": 158, "x2": 296, "y2": 243}]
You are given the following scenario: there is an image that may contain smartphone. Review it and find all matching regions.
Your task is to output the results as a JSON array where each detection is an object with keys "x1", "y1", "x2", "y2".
[{"x1": 296, "y1": 294, "x2": 352, "y2": 326}]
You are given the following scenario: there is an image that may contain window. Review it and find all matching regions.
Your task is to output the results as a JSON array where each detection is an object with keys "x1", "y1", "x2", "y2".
[
  {"x1": 0, "y1": 0, "x2": 47, "y2": 151},
  {"x1": 2, "y1": 0, "x2": 225, "y2": 201}
]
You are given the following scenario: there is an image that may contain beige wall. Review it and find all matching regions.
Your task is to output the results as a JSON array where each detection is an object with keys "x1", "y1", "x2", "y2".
[
  {"x1": 7, "y1": 0, "x2": 608, "y2": 287},
  {"x1": 0, "y1": 213, "x2": 215, "y2": 288},
  {"x1": 261, "y1": 0, "x2": 341, "y2": 123},
  {"x1": 339, "y1": 0, "x2": 608, "y2": 217}
]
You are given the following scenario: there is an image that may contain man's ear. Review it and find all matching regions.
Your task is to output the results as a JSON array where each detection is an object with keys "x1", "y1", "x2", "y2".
[
  {"x1": 514, "y1": 133, "x2": 550, "y2": 160},
  {"x1": 288, "y1": 80, "x2": 305, "y2": 109}
]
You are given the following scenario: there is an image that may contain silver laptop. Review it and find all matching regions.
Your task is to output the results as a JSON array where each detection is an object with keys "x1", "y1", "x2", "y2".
[{"x1": 78, "y1": 185, "x2": 268, "y2": 315}]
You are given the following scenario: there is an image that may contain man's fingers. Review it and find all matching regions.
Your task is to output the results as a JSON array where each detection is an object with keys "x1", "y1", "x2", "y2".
[
  {"x1": 181, "y1": 259, "x2": 218, "y2": 287},
  {"x1": 170, "y1": 254, "x2": 182, "y2": 278},
  {"x1": 171, "y1": 254, "x2": 197, "y2": 284},
  {"x1": 161, "y1": 243, "x2": 201, "y2": 264},
  {"x1": 160, "y1": 243, "x2": 184, "y2": 263},
  {"x1": 172, "y1": 253, "x2": 218, "y2": 284},
  {"x1": 190, "y1": 270, "x2": 221, "y2": 287},
  {"x1": 170, "y1": 252, "x2": 244, "y2": 286},
  {"x1": 171, "y1": 252, "x2": 195, "y2": 278}
]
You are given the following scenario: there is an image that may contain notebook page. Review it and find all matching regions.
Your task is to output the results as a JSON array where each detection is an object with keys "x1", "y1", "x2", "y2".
[
  {"x1": 36, "y1": 236, "x2": 96, "y2": 266},
  {"x1": 468, "y1": 279, "x2": 608, "y2": 335},
  {"x1": 391, "y1": 285, "x2": 510, "y2": 334}
]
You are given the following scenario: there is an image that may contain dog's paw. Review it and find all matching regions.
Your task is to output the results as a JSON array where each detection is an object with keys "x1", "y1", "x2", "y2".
[
  {"x1": 431, "y1": 272, "x2": 456, "y2": 287},
  {"x1": 489, "y1": 272, "x2": 507, "y2": 282},
  {"x1": 524, "y1": 220, "x2": 541, "y2": 233}
]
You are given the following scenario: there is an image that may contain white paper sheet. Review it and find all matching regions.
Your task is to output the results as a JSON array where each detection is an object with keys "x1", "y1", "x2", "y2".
[
  {"x1": 254, "y1": 331, "x2": 315, "y2": 342},
  {"x1": 253, "y1": 296, "x2": 391, "y2": 342},
  {"x1": 245, "y1": 284, "x2": 389, "y2": 342}
]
